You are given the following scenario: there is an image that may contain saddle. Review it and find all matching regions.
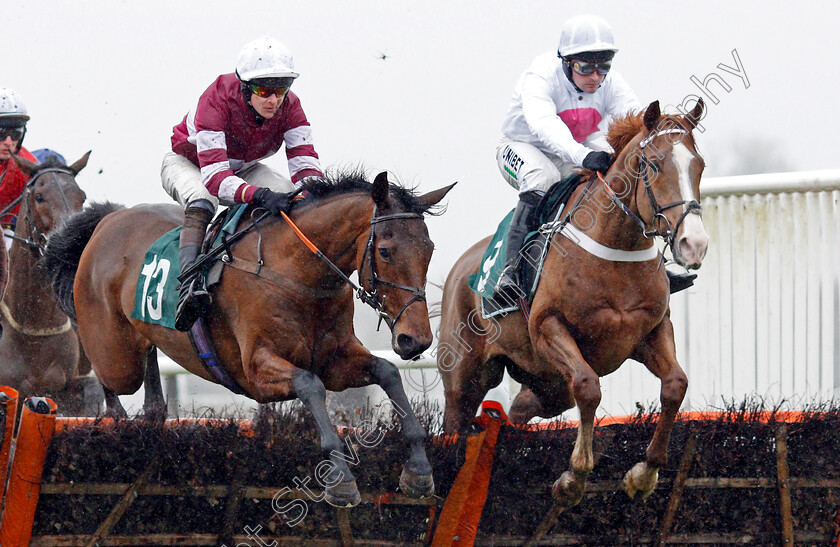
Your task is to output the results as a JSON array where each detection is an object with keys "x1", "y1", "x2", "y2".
[{"x1": 468, "y1": 174, "x2": 585, "y2": 319}]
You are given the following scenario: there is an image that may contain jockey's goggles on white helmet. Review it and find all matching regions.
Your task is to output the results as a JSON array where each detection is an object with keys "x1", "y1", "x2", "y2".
[
  {"x1": 235, "y1": 36, "x2": 299, "y2": 84},
  {"x1": 570, "y1": 59, "x2": 612, "y2": 76},
  {"x1": 247, "y1": 79, "x2": 294, "y2": 98}
]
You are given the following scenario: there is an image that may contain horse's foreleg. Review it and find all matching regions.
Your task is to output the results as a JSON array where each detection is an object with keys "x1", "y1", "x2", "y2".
[
  {"x1": 370, "y1": 357, "x2": 434, "y2": 498},
  {"x1": 534, "y1": 316, "x2": 600, "y2": 508},
  {"x1": 625, "y1": 316, "x2": 688, "y2": 499},
  {"x1": 292, "y1": 369, "x2": 361, "y2": 508}
]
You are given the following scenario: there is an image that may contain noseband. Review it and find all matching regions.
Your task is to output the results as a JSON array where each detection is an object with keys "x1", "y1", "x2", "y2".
[
  {"x1": 602, "y1": 128, "x2": 703, "y2": 252},
  {"x1": 360, "y1": 207, "x2": 427, "y2": 332}
]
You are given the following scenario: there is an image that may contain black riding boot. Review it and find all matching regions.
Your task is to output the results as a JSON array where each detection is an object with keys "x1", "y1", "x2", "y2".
[
  {"x1": 494, "y1": 191, "x2": 541, "y2": 301},
  {"x1": 667, "y1": 270, "x2": 698, "y2": 294},
  {"x1": 174, "y1": 206, "x2": 213, "y2": 332}
]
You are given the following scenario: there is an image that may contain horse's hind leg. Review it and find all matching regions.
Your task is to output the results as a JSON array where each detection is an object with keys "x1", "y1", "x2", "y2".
[
  {"x1": 625, "y1": 317, "x2": 688, "y2": 499},
  {"x1": 508, "y1": 383, "x2": 575, "y2": 424},
  {"x1": 293, "y1": 369, "x2": 361, "y2": 507},
  {"x1": 370, "y1": 357, "x2": 434, "y2": 498},
  {"x1": 103, "y1": 386, "x2": 128, "y2": 418},
  {"x1": 142, "y1": 348, "x2": 166, "y2": 420}
]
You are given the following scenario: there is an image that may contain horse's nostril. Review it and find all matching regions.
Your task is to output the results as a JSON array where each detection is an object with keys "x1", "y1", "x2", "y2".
[
  {"x1": 395, "y1": 333, "x2": 431, "y2": 358},
  {"x1": 396, "y1": 334, "x2": 417, "y2": 353}
]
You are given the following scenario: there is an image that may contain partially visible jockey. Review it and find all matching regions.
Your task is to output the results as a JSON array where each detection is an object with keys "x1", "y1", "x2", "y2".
[
  {"x1": 32, "y1": 148, "x2": 66, "y2": 166},
  {"x1": 162, "y1": 36, "x2": 324, "y2": 332},
  {"x1": 0, "y1": 88, "x2": 39, "y2": 250}
]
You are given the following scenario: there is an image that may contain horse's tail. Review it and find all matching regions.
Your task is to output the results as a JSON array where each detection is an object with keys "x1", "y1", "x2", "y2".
[{"x1": 42, "y1": 201, "x2": 125, "y2": 320}]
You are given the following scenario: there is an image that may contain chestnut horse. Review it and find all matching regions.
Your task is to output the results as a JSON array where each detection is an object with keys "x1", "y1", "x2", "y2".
[
  {"x1": 44, "y1": 171, "x2": 455, "y2": 507},
  {"x1": 0, "y1": 153, "x2": 103, "y2": 415},
  {"x1": 439, "y1": 100, "x2": 708, "y2": 510}
]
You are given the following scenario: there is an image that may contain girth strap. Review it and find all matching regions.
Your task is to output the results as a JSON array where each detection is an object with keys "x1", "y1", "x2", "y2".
[{"x1": 188, "y1": 317, "x2": 248, "y2": 396}]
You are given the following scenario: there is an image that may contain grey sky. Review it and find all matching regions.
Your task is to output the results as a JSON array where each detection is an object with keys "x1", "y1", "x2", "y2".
[{"x1": 6, "y1": 1, "x2": 836, "y2": 345}]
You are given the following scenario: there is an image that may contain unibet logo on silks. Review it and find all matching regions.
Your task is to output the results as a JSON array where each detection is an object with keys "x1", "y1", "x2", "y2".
[{"x1": 502, "y1": 146, "x2": 524, "y2": 180}]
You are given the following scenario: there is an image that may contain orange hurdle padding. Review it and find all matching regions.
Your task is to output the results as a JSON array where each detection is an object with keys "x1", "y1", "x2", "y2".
[
  {"x1": 0, "y1": 397, "x2": 57, "y2": 547},
  {"x1": 432, "y1": 403, "x2": 507, "y2": 546},
  {"x1": 0, "y1": 386, "x2": 19, "y2": 501},
  {"x1": 519, "y1": 409, "x2": 821, "y2": 430}
]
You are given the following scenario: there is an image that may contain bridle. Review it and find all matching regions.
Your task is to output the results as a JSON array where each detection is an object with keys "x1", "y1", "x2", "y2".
[
  {"x1": 600, "y1": 127, "x2": 703, "y2": 252},
  {"x1": 358, "y1": 206, "x2": 427, "y2": 332},
  {"x1": 0, "y1": 167, "x2": 78, "y2": 256}
]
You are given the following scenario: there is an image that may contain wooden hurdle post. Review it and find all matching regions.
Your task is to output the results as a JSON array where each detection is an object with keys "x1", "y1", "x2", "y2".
[{"x1": 775, "y1": 424, "x2": 794, "y2": 545}]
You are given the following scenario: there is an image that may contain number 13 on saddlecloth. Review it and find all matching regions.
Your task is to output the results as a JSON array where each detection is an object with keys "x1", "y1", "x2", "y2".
[{"x1": 139, "y1": 256, "x2": 171, "y2": 321}]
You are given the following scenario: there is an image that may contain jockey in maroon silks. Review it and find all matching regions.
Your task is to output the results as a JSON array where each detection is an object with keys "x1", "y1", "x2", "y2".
[
  {"x1": 0, "y1": 88, "x2": 39, "y2": 251},
  {"x1": 162, "y1": 36, "x2": 324, "y2": 331}
]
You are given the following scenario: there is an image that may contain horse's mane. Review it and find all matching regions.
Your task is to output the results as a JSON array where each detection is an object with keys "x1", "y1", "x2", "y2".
[
  {"x1": 607, "y1": 111, "x2": 695, "y2": 157},
  {"x1": 299, "y1": 168, "x2": 444, "y2": 216}
]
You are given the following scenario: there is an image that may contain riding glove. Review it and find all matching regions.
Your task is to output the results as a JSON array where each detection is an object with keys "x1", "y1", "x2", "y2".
[
  {"x1": 582, "y1": 151, "x2": 613, "y2": 174},
  {"x1": 252, "y1": 188, "x2": 292, "y2": 215}
]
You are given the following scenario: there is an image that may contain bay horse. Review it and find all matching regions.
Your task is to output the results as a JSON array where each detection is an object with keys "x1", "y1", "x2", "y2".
[
  {"x1": 44, "y1": 171, "x2": 455, "y2": 507},
  {"x1": 0, "y1": 153, "x2": 103, "y2": 415},
  {"x1": 439, "y1": 100, "x2": 709, "y2": 510}
]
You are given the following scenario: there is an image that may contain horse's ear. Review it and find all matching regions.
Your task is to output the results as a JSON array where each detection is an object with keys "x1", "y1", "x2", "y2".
[
  {"x1": 67, "y1": 150, "x2": 92, "y2": 175},
  {"x1": 10, "y1": 153, "x2": 37, "y2": 176},
  {"x1": 417, "y1": 182, "x2": 457, "y2": 208},
  {"x1": 372, "y1": 171, "x2": 390, "y2": 207},
  {"x1": 685, "y1": 98, "x2": 705, "y2": 130},
  {"x1": 643, "y1": 100, "x2": 661, "y2": 131}
]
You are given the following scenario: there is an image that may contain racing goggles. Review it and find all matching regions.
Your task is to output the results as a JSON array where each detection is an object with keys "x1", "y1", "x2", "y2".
[
  {"x1": 0, "y1": 127, "x2": 24, "y2": 142},
  {"x1": 571, "y1": 60, "x2": 611, "y2": 76},
  {"x1": 249, "y1": 83, "x2": 290, "y2": 98}
]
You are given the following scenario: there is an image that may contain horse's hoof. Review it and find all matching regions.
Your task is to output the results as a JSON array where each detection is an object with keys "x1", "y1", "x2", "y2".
[
  {"x1": 623, "y1": 462, "x2": 659, "y2": 499},
  {"x1": 325, "y1": 479, "x2": 361, "y2": 508},
  {"x1": 551, "y1": 470, "x2": 586, "y2": 508},
  {"x1": 399, "y1": 467, "x2": 435, "y2": 498}
]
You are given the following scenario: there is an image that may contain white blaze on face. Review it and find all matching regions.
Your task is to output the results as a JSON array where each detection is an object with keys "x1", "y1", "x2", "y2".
[{"x1": 672, "y1": 143, "x2": 709, "y2": 268}]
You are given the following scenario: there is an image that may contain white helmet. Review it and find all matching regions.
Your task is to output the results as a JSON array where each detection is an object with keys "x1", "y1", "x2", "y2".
[
  {"x1": 558, "y1": 14, "x2": 618, "y2": 59},
  {"x1": 0, "y1": 88, "x2": 30, "y2": 126},
  {"x1": 235, "y1": 36, "x2": 299, "y2": 83}
]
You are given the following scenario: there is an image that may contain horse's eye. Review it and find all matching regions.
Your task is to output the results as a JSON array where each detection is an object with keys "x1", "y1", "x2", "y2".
[
  {"x1": 649, "y1": 162, "x2": 661, "y2": 173},
  {"x1": 34, "y1": 193, "x2": 45, "y2": 203},
  {"x1": 378, "y1": 247, "x2": 391, "y2": 261}
]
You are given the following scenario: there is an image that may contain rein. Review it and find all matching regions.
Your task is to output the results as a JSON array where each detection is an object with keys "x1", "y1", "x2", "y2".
[{"x1": 282, "y1": 207, "x2": 427, "y2": 332}]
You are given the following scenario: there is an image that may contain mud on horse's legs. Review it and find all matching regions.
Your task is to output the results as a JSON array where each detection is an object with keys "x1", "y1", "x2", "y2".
[
  {"x1": 370, "y1": 357, "x2": 434, "y2": 497},
  {"x1": 293, "y1": 369, "x2": 361, "y2": 507}
]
